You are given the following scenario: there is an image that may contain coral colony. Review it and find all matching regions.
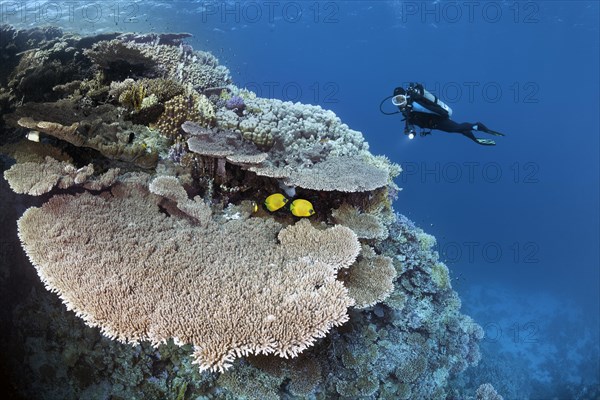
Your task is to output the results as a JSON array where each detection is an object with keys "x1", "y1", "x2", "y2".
[{"x1": 0, "y1": 25, "x2": 500, "y2": 399}]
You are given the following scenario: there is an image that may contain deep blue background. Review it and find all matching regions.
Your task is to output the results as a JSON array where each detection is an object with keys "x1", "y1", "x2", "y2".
[
  {"x1": 5, "y1": 0, "x2": 598, "y2": 394},
  {"x1": 153, "y1": 0, "x2": 600, "y2": 392},
  {"x1": 175, "y1": 0, "x2": 600, "y2": 327}
]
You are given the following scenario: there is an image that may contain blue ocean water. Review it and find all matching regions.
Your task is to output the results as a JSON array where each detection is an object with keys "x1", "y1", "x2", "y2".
[
  {"x1": 1, "y1": 0, "x2": 598, "y2": 397},
  {"x1": 180, "y1": 2, "x2": 600, "y2": 396}
]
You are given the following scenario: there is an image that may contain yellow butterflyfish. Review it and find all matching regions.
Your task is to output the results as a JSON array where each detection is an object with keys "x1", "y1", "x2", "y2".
[
  {"x1": 264, "y1": 193, "x2": 288, "y2": 212},
  {"x1": 290, "y1": 199, "x2": 315, "y2": 217}
]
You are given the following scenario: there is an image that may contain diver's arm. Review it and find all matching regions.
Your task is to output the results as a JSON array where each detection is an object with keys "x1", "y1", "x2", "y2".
[{"x1": 402, "y1": 111, "x2": 413, "y2": 134}]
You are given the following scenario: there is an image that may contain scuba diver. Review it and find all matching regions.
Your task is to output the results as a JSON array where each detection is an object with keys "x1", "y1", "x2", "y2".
[{"x1": 380, "y1": 83, "x2": 505, "y2": 146}]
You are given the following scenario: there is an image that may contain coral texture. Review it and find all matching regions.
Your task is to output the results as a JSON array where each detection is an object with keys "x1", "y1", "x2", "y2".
[
  {"x1": 4, "y1": 156, "x2": 119, "y2": 195},
  {"x1": 250, "y1": 156, "x2": 389, "y2": 192},
  {"x1": 332, "y1": 203, "x2": 389, "y2": 240},
  {"x1": 476, "y1": 383, "x2": 504, "y2": 400},
  {"x1": 17, "y1": 180, "x2": 359, "y2": 372},
  {"x1": 345, "y1": 247, "x2": 396, "y2": 308},
  {"x1": 184, "y1": 121, "x2": 268, "y2": 167},
  {"x1": 16, "y1": 115, "x2": 159, "y2": 169},
  {"x1": 0, "y1": 24, "x2": 489, "y2": 400},
  {"x1": 154, "y1": 92, "x2": 215, "y2": 138}
]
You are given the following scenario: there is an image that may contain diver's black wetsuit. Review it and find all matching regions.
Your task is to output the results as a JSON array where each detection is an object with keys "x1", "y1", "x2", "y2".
[
  {"x1": 395, "y1": 83, "x2": 504, "y2": 146},
  {"x1": 407, "y1": 112, "x2": 494, "y2": 145}
]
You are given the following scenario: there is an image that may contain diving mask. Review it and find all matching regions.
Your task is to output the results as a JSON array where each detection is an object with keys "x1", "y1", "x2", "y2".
[{"x1": 392, "y1": 94, "x2": 407, "y2": 108}]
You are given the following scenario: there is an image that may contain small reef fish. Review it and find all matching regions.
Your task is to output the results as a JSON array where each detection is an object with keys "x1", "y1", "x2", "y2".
[
  {"x1": 264, "y1": 193, "x2": 288, "y2": 212},
  {"x1": 290, "y1": 199, "x2": 315, "y2": 217},
  {"x1": 25, "y1": 131, "x2": 40, "y2": 142}
]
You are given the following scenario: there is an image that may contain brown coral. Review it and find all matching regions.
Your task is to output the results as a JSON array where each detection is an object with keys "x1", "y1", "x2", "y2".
[
  {"x1": 345, "y1": 245, "x2": 396, "y2": 308},
  {"x1": 17, "y1": 181, "x2": 359, "y2": 372},
  {"x1": 17, "y1": 117, "x2": 158, "y2": 169},
  {"x1": 149, "y1": 175, "x2": 212, "y2": 223},
  {"x1": 3, "y1": 156, "x2": 119, "y2": 196},
  {"x1": 84, "y1": 39, "x2": 157, "y2": 70},
  {"x1": 0, "y1": 140, "x2": 72, "y2": 164},
  {"x1": 184, "y1": 121, "x2": 268, "y2": 167},
  {"x1": 154, "y1": 93, "x2": 215, "y2": 138},
  {"x1": 18, "y1": 117, "x2": 80, "y2": 143},
  {"x1": 331, "y1": 203, "x2": 388, "y2": 240},
  {"x1": 250, "y1": 156, "x2": 389, "y2": 193}
]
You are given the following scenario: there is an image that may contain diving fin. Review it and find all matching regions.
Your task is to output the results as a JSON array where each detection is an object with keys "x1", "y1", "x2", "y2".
[
  {"x1": 484, "y1": 129, "x2": 505, "y2": 136},
  {"x1": 473, "y1": 123, "x2": 505, "y2": 136},
  {"x1": 476, "y1": 138, "x2": 496, "y2": 146}
]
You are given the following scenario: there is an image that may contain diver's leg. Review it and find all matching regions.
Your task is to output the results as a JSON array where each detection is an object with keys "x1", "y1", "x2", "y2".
[
  {"x1": 433, "y1": 119, "x2": 495, "y2": 144},
  {"x1": 435, "y1": 119, "x2": 470, "y2": 133},
  {"x1": 424, "y1": 118, "x2": 496, "y2": 144}
]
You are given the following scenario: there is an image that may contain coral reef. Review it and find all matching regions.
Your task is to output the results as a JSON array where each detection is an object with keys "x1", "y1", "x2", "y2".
[
  {"x1": 83, "y1": 33, "x2": 230, "y2": 89},
  {"x1": 17, "y1": 178, "x2": 359, "y2": 372},
  {"x1": 250, "y1": 155, "x2": 389, "y2": 192},
  {"x1": 0, "y1": 139, "x2": 72, "y2": 164},
  {"x1": 344, "y1": 245, "x2": 396, "y2": 308},
  {"x1": 476, "y1": 383, "x2": 504, "y2": 400},
  {"x1": 118, "y1": 81, "x2": 148, "y2": 111},
  {"x1": 184, "y1": 121, "x2": 268, "y2": 167},
  {"x1": 16, "y1": 116, "x2": 160, "y2": 169},
  {"x1": 332, "y1": 202, "x2": 389, "y2": 240},
  {"x1": 225, "y1": 95, "x2": 245, "y2": 113},
  {"x1": 154, "y1": 92, "x2": 216, "y2": 138},
  {"x1": 84, "y1": 39, "x2": 157, "y2": 71},
  {"x1": 0, "y1": 25, "x2": 490, "y2": 400},
  {"x1": 3, "y1": 156, "x2": 119, "y2": 195},
  {"x1": 216, "y1": 94, "x2": 368, "y2": 160}
]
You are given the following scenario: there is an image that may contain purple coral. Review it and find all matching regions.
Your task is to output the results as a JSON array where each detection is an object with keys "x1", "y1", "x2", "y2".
[
  {"x1": 225, "y1": 95, "x2": 245, "y2": 112},
  {"x1": 168, "y1": 140, "x2": 187, "y2": 164}
]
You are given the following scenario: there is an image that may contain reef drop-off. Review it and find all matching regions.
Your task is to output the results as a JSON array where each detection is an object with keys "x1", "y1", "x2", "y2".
[{"x1": 0, "y1": 25, "x2": 498, "y2": 400}]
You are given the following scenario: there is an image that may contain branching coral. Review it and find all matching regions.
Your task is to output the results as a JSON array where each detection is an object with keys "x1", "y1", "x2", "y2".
[
  {"x1": 154, "y1": 92, "x2": 215, "y2": 138},
  {"x1": 87, "y1": 34, "x2": 230, "y2": 90},
  {"x1": 431, "y1": 262, "x2": 452, "y2": 290},
  {"x1": 118, "y1": 82, "x2": 147, "y2": 111},
  {"x1": 245, "y1": 354, "x2": 323, "y2": 397},
  {"x1": 217, "y1": 363, "x2": 280, "y2": 400},
  {"x1": 218, "y1": 94, "x2": 368, "y2": 159}
]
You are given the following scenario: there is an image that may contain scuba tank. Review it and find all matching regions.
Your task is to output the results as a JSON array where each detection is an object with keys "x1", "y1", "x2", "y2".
[{"x1": 408, "y1": 83, "x2": 453, "y2": 118}]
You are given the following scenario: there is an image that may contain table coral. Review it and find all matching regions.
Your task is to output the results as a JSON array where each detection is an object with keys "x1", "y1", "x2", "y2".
[{"x1": 17, "y1": 179, "x2": 359, "y2": 372}]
